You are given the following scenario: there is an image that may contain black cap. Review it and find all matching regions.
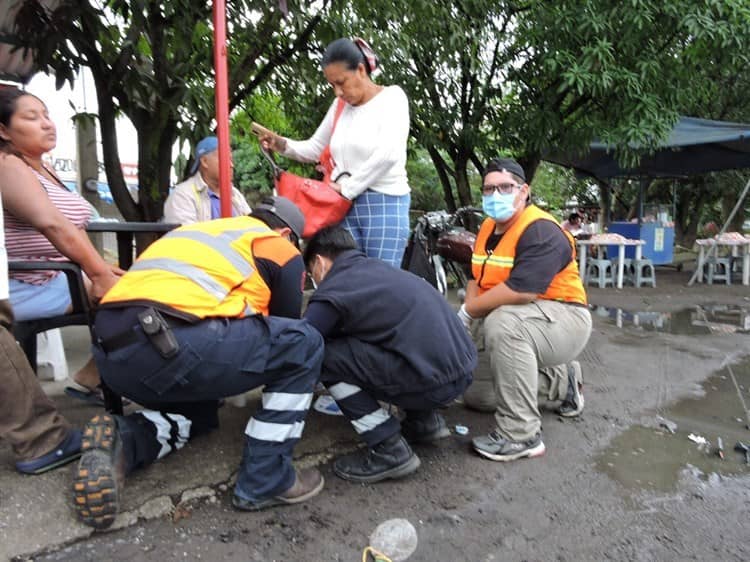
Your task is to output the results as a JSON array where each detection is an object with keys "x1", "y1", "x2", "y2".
[
  {"x1": 483, "y1": 157, "x2": 526, "y2": 182},
  {"x1": 255, "y1": 196, "x2": 305, "y2": 239}
]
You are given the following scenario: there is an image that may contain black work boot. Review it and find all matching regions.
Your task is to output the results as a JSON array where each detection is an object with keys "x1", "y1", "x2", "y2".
[
  {"x1": 401, "y1": 410, "x2": 451, "y2": 444},
  {"x1": 73, "y1": 414, "x2": 127, "y2": 530},
  {"x1": 333, "y1": 434, "x2": 420, "y2": 483}
]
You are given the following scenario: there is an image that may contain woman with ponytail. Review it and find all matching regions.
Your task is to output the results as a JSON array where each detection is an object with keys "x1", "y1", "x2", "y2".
[{"x1": 260, "y1": 37, "x2": 411, "y2": 267}]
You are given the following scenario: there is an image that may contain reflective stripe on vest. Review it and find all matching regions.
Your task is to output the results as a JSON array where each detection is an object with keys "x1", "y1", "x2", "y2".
[
  {"x1": 471, "y1": 206, "x2": 587, "y2": 305},
  {"x1": 130, "y1": 257, "x2": 230, "y2": 302},
  {"x1": 163, "y1": 230, "x2": 257, "y2": 276},
  {"x1": 101, "y1": 217, "x2": 279, "y2": 318},
  {"x1": 471, "y1": 254, "x2": 514, "y2": 269}
]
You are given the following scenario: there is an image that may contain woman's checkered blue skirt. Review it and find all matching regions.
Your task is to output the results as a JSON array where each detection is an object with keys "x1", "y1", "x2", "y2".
[{"x1": 343, "y1": 191, "x2": 411, "y2": 268}]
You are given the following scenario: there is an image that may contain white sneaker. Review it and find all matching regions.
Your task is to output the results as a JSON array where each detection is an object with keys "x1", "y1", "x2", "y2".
[
  {"x1": 557, "y1": 361, "x2": 584, "y2": 417},
  {"x1": 313, "y1": 395, "x2": 343, "y2": 416}
]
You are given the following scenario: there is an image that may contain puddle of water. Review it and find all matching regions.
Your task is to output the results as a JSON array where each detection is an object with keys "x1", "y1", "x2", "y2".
[
  {"x1": 590, "y1": 304, "x2": 750, "y2": 334},
  {"x1": 596, "y1": 359, "x2": 750, "y2": 492}
]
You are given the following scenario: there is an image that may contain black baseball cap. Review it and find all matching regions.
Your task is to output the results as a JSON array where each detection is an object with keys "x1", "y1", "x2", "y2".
[{"x1": 483, "y1": 157, "x2": 526, "y2": 182}]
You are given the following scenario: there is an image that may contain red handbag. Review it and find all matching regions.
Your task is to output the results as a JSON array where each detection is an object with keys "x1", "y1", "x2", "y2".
[
  {"x1": 275, "y1": 171, "x2": 351, "y2": 238},
  {"x1": 265, "y1": 99, "x2": 351, "y2": 238}
]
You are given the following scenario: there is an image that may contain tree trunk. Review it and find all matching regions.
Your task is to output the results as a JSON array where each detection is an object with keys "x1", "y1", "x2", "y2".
[
  {"x1": 722, "y1": 192, "x2": 745, "y2": 232},
  {"x1": 455, "y1": 156, "x2": 472, "y2": 207},
  {"x1": 95, "y1": 79, "x2": 140, "y2": 221},
  {"x1": 674, "y1": 185, "x2": 688, "y2": 245},
  {"x1": 625, "y1": 194, "x2": 639, "y2": 221},
  {"x1": 519, "y1": 154, "x2": 540, "y2": 184},
  {"x1": 132, "y1": 113, "x2": 178, "y2": 253},
  {"x1": 426, "y1": 145, "x2": 456, "y2": 211},
  {"x1": 674, "y1": 178, "x2": 707, "y2": 247},
  {"x1": 135, "y1": 123, "x2": 177, "y2": 223}
]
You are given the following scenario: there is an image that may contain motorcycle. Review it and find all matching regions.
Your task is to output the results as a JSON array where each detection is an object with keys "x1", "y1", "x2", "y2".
[{"x1": 401, "y1": 207, "x2": 484, "y2": 296}]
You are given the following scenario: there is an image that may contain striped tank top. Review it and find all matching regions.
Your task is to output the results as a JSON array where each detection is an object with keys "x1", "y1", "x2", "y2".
[{"x1": 5, "y1": 168, "x2": 93, "y2": 285}]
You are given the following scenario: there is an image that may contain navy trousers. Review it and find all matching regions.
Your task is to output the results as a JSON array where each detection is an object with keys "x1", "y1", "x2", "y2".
[
  {"x1": 92, "y1": 308, "x2": 323, "y2": 502},
  {"x1": 321, "y1": 337, "x2": 470, "y2": 447}
]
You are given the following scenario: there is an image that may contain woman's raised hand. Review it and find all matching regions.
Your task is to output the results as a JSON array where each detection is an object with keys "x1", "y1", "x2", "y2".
[{"x1": 252, "y1": 122, "x2": 286, "y2": 153}]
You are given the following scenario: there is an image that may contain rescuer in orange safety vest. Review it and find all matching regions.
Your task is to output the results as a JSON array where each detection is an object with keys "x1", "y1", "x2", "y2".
[{"x1": 459, "y1": 157, "x2": 592, "y2": 463}]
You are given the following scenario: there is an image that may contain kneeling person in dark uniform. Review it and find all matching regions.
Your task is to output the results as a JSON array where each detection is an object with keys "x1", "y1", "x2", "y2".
[
  {"x1": 303, "y1": 226, "x2": 477, "y2": 483},
  {"x1": 74, "y1": 197, "x2": 325, "y2": 530}
]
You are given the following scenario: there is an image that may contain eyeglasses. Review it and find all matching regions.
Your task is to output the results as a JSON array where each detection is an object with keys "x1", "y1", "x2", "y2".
[{"x1": 481, "y1": 183, "x2": 520, "y2": 196}]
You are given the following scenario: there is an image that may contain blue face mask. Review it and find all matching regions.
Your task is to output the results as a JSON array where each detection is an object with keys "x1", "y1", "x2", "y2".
[{"x1": 482, "y1": 192, "x2": 516, "y2": 221}]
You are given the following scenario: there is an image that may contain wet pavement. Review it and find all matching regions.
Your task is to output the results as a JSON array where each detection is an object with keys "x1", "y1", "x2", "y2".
[
  {"x1": 2, "y1": 268, "x2": 750, "y2": 561},
  {"x1": 590, "y1": 304, "x2": 750, "y2": 335},
  {"x1": 597, "y1": 358, "x2": 750, "y2": 492},
  {"x1": 593, "y1": 302, "x2": 750, "y2": 492}
]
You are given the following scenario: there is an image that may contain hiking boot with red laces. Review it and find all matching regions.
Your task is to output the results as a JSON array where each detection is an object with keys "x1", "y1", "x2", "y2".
[
  {"x1": 232, "y1": 467, "x2": 325, "y2": 512},
  {"x1": 73, "y1": 414, "x2": 127, "y2": 530}
]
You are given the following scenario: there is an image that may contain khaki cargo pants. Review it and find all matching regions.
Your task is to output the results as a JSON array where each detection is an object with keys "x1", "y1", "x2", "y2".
[{"x1": 464, "y1": 299, "x2": 592, "y2": 441}]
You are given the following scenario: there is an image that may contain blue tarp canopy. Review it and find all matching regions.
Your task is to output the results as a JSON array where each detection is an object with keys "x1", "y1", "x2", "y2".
[{"x1": 545, "y1": 116, "x2": 750, "y2": 180}]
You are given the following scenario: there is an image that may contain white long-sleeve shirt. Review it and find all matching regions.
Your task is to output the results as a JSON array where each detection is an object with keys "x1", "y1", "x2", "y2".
[{"x1": 282, "y1": 85, "x2": 410, "y2": 200}]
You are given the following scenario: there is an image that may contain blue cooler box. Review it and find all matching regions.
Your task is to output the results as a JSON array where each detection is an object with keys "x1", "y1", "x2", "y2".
[{"x1": 606, "y1": 222, "x2": 674, "y2": 265}]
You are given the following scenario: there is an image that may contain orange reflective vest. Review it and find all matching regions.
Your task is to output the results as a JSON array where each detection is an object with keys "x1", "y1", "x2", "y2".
[
  {"x1": 101, "y1": 216, "x2": 281, "y2": 318},
  {"x1": 471, "y1": 205, "x2": 587, "y2": 305}
]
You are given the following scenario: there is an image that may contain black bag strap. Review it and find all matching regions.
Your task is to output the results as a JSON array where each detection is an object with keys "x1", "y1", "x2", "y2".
[{"x1": 260, "y1": 146, "x2": 284, "y2": 180}]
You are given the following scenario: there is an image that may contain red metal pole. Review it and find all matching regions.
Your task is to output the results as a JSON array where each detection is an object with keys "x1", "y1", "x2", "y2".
[{"x1": 213, "y1": 0, "x2": 232, "y2": 217}]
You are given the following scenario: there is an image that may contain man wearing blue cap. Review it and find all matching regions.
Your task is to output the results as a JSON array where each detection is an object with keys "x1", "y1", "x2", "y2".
[{"x1": 163, "y1": 136, "x2": 251, "y2": 224}]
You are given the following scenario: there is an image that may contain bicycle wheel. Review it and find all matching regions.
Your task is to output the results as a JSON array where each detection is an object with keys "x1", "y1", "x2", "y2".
[
  {"x1": 445, "y1": 259, "x2": 469, "y2": 290},
  {"x1": 432, "y1": 255, "x2": 448, "y2": 296}
]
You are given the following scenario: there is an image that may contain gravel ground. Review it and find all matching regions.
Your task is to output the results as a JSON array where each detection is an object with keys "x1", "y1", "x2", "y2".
[{"x1": 25, "y1": 266, "x2": 750, "y2": 562}]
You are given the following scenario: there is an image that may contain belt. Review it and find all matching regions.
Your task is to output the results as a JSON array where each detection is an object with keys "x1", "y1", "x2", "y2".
[
  {"x1": 97, "y1": 327, "x2": 143, "y2": 353},
  {"x1": 96, "y1": 311, "x2": 189, "y2": 353}
]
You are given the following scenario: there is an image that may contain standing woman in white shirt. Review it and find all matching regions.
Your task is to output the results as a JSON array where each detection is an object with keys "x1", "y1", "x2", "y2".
[{"x1": 261, "y1": 37, "x2": 411, "y2": 267}]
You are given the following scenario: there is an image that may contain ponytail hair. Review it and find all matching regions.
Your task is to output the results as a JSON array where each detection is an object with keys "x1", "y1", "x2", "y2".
[{"x1": 322, "y1": 37, "x2": 380, "y2": 76}]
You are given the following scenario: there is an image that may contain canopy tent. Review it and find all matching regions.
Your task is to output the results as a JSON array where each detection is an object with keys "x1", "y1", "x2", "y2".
[
  {"x1": 545, "y1": 116, "x2": 750, "y2": 180},
  {"x1": 545, "y1": 116, "x2": 750, "y2": 285}
]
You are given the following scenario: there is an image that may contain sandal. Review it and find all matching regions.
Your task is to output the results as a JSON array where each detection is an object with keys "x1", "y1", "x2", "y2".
[{"x1": 64, "y1": 385, "x2": 130, "y2": 408}]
